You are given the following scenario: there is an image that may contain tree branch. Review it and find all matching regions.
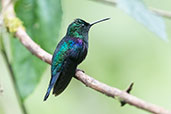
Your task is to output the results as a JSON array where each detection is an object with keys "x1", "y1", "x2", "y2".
[
  {"x1": 15, "y1": 28, "x2": 52, "y2": 64},
  {"x1": 2, "y1": 0, "x2": 171, "y2": 114},
  {"x1": 92, "y1": 0, "x2": 171, "y2": 19}
]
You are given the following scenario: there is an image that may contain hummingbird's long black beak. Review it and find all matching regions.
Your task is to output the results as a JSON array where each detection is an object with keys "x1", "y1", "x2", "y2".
[{"x1": 90, "y1": 18, "x2": 110, "y2": 26}]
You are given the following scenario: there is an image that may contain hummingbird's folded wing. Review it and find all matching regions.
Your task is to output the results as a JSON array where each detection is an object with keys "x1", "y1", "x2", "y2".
[
  {"x1": 44, "y1": 38, "x2": 83, "y2": 101},
  {"x1": 44, "y1": 40, "x2": 70, "y2": 101}
]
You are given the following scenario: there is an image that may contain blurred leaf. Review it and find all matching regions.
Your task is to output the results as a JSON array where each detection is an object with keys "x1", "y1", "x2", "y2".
[
  {"x1": 117, "y1": 0, "x2": 168, "y2": 41},
  {"x1": 11, "y1": 0, "x2": 62, "y2": 99}
]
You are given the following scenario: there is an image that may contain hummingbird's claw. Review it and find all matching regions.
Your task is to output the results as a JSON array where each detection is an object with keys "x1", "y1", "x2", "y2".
[{"x1": 76, "y1": 69, "x2": 85, "y2": 73}]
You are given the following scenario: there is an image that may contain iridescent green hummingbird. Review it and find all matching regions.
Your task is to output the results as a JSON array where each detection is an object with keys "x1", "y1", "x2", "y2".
[{"x1": 44, "y1": 18, "x2": 110, "y2": 101}]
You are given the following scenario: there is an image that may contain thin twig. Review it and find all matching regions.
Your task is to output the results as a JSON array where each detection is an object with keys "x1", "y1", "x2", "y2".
[
  {"x1": 0, "y1": 84, "x2": 3, "y2": 94},
  {"x1": 0, "y1": 37, "x2": 28, "y2": 114},
  {"x1": 150, "y1": 8, "x2": 171, "y2": 19},
  {"x1": 92, "y1": 0, "x2": 171, "y2": 19},
  {"x1": 2, "y1": 0, "x2": 171, "y2": 114}
]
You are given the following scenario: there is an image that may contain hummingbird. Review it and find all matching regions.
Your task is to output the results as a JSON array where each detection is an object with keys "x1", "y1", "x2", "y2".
[{"x1": 44, "y1": 18, "x2": 110, "y2": 101}]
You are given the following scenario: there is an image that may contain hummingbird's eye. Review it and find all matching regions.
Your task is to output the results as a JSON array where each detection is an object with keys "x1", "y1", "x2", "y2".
[{"x1": 78, "y1": 20, "x2": 82, "y2": 23}]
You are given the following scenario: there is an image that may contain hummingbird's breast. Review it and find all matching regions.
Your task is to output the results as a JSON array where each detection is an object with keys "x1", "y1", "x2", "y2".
[{"x1": 70, "y1": 38, "x2": 88, "y2": 65}]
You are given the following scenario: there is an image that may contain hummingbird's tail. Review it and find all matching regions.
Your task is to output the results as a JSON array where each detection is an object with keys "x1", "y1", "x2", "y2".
[
  {"x1": 44, "y1": 87, "x2": 52, "y2": 101},
  {"x1": 43, "y1": 72, "x2": 60, "y2": 101}
]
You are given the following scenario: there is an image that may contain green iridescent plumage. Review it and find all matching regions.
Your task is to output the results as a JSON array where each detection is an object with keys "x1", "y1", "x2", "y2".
[
  {"x1": 44, "y1": 18, "x2": 110, "y2": 101},
  {"x1": 66, "y1": 19, "x2": 90, "y2": 39}
]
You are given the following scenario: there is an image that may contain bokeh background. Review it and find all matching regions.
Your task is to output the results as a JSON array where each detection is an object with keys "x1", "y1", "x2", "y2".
[{"x1": 0, "y1": 0, "x2": 171, "y2": 114}]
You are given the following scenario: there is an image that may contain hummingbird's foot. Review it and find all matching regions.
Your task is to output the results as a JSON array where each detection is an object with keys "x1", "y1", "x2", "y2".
[
  {"x1": 76, "y1": 69, "x2": 85, "y2": 73},
  {"x1": 120, "y1": 82, "x2": 134, "y2": 106}
]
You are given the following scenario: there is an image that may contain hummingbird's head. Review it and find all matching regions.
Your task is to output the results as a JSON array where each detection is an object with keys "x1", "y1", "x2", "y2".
[
  {"x1": 66, "y1": 18, "x2": 110, "y2": 39},
  {"x1": 66, "y1": 18, "x2": 91, "y2": 39}
]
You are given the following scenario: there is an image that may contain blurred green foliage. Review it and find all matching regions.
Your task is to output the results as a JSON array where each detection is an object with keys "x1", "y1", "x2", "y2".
[{"x1": 0, "y1": 0, "x2": 171, "y2": 114}]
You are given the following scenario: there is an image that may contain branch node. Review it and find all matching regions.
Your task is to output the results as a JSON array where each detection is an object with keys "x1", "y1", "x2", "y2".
[
  {"x1": 4, "y1": 13, "x2": 25, "y2": 33},
  {"x1": 120, "y1": 82, "x2": 134, "y2": 106}
]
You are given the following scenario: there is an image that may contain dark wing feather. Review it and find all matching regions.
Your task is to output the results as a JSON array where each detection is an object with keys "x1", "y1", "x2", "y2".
[
  {"x1": 44, "y1": 38, "x2": 70, "y2": 101},
  {"x1": 44, "y1": 37, "x2": 86, "y2": 100}
]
